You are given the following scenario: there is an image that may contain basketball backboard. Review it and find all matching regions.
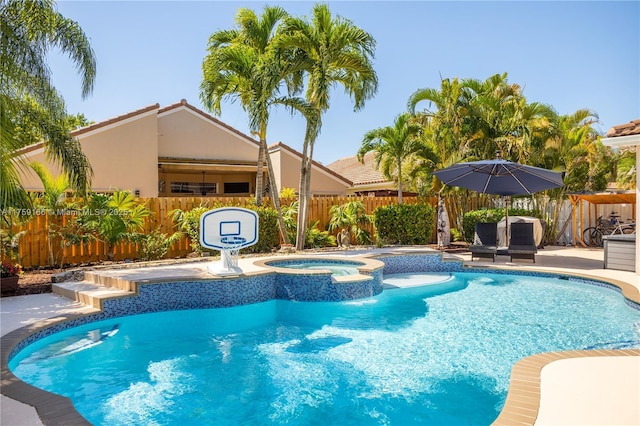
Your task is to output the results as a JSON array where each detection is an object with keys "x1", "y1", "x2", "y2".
[{"x1": 200, "y1": 207, "x2": 259, "y2": 251}]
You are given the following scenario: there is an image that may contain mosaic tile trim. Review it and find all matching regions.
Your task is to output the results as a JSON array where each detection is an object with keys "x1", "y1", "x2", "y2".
[
  {"x1": 374, "y1": 253, "x2": 464, "y2": 274},
  {"x1": 274, "y1": 268, "x2": 384, "y2": 301},
  {"x1": 266, "y1": 258, "x2": 365, "y2": 267}
]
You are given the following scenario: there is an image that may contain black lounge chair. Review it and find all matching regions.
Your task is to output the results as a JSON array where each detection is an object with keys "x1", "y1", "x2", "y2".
[
  {"x1": 469, "y1": 222, "x2": 498, "y2": 262},
  {"x1": 508, "y1": 222, "x2": 537, "y2": 262}
]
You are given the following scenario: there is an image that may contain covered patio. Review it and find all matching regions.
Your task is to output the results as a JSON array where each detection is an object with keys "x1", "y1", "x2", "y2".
[{"x1": 568, "y1": 191, "x2": 636, "y2": 247}]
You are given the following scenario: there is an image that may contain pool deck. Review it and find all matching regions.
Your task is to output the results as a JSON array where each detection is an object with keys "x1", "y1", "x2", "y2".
[{"x1": 2, "y1": 245, "x2": 639, "y2": 425}]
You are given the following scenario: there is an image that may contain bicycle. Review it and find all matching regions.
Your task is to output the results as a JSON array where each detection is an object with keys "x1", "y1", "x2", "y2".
[{"x1": 582, "y1": 211, "x2": 635, "y2": 247}]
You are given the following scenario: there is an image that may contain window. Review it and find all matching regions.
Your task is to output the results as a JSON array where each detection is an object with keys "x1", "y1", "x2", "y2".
[
  {"x1": 224, "y1": 182, "x2": 250, "y2": 194},
  {"x1": 170, "y1": 182, "x2": 217, "y2": 195}
]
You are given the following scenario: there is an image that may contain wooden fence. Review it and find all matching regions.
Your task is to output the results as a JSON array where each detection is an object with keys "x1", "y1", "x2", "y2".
[{"x1": 5, "y1": 196, "x2": 436, "y2": 268}]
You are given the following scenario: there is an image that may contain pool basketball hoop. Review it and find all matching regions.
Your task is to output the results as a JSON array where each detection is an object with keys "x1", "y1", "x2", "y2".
[{"x1": 200, "y1": 208, "x2": 259, "y2": 275}]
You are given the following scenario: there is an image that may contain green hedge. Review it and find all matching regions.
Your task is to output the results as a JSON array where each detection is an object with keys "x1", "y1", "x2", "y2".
[
  {"x1": 373, "y1": 203, "x2": 435, "y2": 245},
  {"x1": 242, "y1": 206, "x2": 280, "y2": 254},
  {"x1": 462, "y1": 208, "x2": 542, "y2": 242}
]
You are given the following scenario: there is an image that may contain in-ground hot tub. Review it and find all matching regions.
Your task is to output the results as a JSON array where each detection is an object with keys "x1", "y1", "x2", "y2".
[
  {"x1": 255, "y1": 256, "x2": 385, "y2": 301},
  {"x1": 263, "y1": 258, "x2": 364, "y2": 276}
]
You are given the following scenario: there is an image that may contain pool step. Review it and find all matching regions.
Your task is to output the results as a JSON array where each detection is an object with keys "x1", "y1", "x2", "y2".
[{"x1": 52, "y1": 280, "x2": 133, "y2": 309}]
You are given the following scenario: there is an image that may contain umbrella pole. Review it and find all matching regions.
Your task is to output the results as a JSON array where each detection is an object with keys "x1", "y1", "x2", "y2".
[{"x1": 504, "y1": 196, "x2": 510, "y2": 246}]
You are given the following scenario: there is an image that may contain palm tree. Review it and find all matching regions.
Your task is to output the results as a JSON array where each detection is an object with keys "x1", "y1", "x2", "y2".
[
  {"x1": 1, "y1": 0, "x2": 96, "y2": 211},
  {"x1": 358, "y1": 114, "x2": 422, "y2": 203},
  {"x1": 29, "y1": 161, "x2": 70, "y2": 266},
  {"x1": 278, "y1": 3, "x2": 378, "y2": 250},
  {"x1": 327, "y1": 200, "x2": 372, "y2": 245},
  {"x1": 407, "y1": 77, "x2": 470, "y2": 195},
  {"x1": 78, "y1": 191, "x2": 150, "y2": 261},
  {"x1": 200, "y1": 5, "x2": 293, "y2": 244}
]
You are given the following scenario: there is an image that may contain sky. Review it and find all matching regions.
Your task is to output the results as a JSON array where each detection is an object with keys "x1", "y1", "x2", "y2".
[{"x1": 49, "y1": 1, "x2": 640, "y2": 166}]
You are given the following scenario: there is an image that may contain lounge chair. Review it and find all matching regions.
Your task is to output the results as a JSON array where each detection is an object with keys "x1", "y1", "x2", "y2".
[
  {"x1": 508, "y1": 222, "x2": 537, "y2": 262},
  {"x1": 469, "y1": 222, "x2": 498, "y2": 262}
]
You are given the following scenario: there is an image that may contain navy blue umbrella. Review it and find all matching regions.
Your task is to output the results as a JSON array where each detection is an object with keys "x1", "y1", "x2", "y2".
[
  {"x1": 433, "y1": 155, "x2": 564, "y2": 244},
  {"x1": 432, "y1": 159, "x2": 564, "y2": 196}
]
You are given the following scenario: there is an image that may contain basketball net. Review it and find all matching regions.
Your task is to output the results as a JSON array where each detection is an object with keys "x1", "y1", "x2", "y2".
[{"x1": 219, "y1": 236, "x2": 246, "y2": 272}]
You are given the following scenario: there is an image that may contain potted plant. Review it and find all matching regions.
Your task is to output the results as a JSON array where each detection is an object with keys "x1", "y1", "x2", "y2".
[{"x1": 1, "y1": 260, "x2": 22, "y2": 294}]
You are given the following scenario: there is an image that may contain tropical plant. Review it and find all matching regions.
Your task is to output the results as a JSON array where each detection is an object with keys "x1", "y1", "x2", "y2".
[
  {"x1": 358, "y1": 113, "x2": 422, "y2": 204},
  {"x1": 200, "y1": 5, "x2": 293, "y2": 244},
  {"x1": 304, "y1": 220, "x2": 336, "y2": 248},
  {"x1": 78, "y1": 191, "x2": 150, "y2": 261},
  {"x1": 170, "y1": 205, "x2": 211, "y2": 256},
  {"x1": 1, "y1": 0, "x2": 96, "y2": 210},
  {"x1": 1, "y1": 206, "x2": 30, "y2": 264},
  {"x1": 29, "y1": 161, "x2": 71, "y2": 266},
  {"x1": 408, "y1": 77, "x2": 468, "y2": 165},
  {"x1": 279, "y1": 187, "x2": 298, "y2": 205},
  {"x1": 327, "y1": 200, "x2": 373, "y2": 245},
  {"x1": 141, "y1": 229, "x2": 183, "y2": 261},
  {"x1": 614, "y1": 149, "x2": 636, "y2": 190},
  {"x1": 280, "y1": 201, "x2": 334, "y2": 248},
  {"x1": 281, "y1": 200, "x2": 299, "y2": 244},
  {"x1": 277, "y1": 3, "x2": 378, "y2": 250}
]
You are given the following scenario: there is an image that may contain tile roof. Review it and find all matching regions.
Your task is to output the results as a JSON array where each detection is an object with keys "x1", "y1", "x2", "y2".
[
  {"x1": 605, "y1": 119, "x2": 640, "y2": 137},
  {"x1": 15, "y1": 103, "x2": 160, "y2": 156},
  {"x1": 325, "y1": 151, "x2": 389, "y2": 186}
]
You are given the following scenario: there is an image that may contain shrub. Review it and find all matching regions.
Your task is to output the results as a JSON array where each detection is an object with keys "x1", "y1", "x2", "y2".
[
  {"x1": 141, "y1": 229, "x2": 182, "y2": 261},
  {"x1": 170, "y1": 205, "x2": 211, "y2": 256},
  {"x1": 305, "y1": 220, "x2": 336, "y2": 248},
  {"x1": 373, "y1": 204, "x2": 435, "y2": 245},
  {"x1": 243, "y1": 206, "x2": 279, "y2": 254}
]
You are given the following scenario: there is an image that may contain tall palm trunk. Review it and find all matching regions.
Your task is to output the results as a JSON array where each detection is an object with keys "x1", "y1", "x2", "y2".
[
  {"x1": 296, "y1": 118, "x2": 318, "y2": 251},
  {"x1": 397, "y1": 158, "x2": 404, "y2": 204},
  {"x1": 261, "y1": 136, "x2": 290, "y2": 245},
  {"x1": 296, "y1": 144, "x2": 310, "y2": 250},
  {"x1": 255, "y1": 143, "x2": 265, "y2": 206}
]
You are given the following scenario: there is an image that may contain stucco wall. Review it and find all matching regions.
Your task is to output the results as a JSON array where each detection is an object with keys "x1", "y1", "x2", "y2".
[
  {"x1": 158, "y1": 108, "x2": 259, "y2": 161},
  {"x1": 19, "y1": 110, "x2": 160, "y2": 197},
  {"x1": 276, "y1": 148, "x2": 348, "y2": 196}
]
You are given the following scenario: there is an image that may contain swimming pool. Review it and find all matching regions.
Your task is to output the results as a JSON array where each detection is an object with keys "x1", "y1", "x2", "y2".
[{"x1": 9, "y1": 271, "x2": 640, "y2": 425}]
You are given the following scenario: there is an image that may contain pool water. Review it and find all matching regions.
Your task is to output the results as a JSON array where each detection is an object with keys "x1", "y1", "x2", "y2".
[
  {"x1": 10, "y1": 272, "x2": 640, "y2": 425},
  {"x1": 268, "y1": 260, "x2": 363, "y2": 276}
]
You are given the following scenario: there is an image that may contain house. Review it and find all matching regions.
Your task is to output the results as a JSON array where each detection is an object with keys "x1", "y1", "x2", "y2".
[
  {"x1": 16, "y1": 100, "x2": 351, "y2": 198},
  {"x1": 326, "y1": 151, "x2": 415, "y2": 197}
]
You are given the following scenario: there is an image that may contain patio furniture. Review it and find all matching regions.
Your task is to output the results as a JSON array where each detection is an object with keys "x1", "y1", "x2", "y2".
[
  {"x1": 508, "y1": 222, "x2": 537, "y2": 262},
  {"x1": 469, "y1": 222, "x2": 498, "y2": 261}
]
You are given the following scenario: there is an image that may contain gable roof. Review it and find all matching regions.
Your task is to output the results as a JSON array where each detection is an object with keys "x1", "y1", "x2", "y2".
[
  {"x1": 325, "y1": 151, "x2": 388, "y2": 186},
  {"x1": 14, "y1": 99, "x2": 262, "y2": 157},
  {"x1": 71, "y1": 103, "x2": 160, "y2": 137},
  {"x1": 15, "y1": 103, "x2": 161, "y2": 156},
  {"x1": 269, "y1": 142, "x2": 352, "y2": 185}
]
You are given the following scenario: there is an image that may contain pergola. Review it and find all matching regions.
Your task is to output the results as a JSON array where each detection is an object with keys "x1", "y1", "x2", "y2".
[{"x1": 568, "y1": 191, "x2": 636, "y2": 246}]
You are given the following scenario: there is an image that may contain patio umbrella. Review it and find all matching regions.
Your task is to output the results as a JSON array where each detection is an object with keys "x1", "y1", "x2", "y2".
[{"x1": 433, "y1": 153, "x2": 564, "y2": 244}]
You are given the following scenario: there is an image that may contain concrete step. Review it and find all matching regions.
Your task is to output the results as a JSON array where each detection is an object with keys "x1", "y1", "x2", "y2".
[{"x1": 52, "y1": 280, "x2": 133, "y2": 310}]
